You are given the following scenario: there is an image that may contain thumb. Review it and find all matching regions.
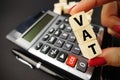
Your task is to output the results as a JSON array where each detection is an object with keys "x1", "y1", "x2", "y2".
[
  {"x1": 101, "y1": 47, "x2": 120, "y2": 67},
  {"x1": 88, "y1": 47, "x2": 120, "y2": 67}
]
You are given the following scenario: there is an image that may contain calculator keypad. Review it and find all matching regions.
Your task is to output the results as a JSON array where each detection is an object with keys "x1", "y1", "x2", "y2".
[{"x1": 34, "y1": 18, "x2": 89, "y2": 73}]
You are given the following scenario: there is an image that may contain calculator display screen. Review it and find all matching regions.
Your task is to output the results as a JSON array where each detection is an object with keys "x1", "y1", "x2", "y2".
[{"x1": 23, "y1": 14, "x2": 53, "y2": 42}]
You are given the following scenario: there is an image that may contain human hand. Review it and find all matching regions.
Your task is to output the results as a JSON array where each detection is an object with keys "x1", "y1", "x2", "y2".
[{"x1": 69, "y1": 0, "x2": 120, "y2": 67}]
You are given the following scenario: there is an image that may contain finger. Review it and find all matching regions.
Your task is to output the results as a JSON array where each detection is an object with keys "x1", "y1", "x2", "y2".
[
  {"x1": 107, "y1": 28, "x2": 120, "y2": 38},
  {"x1": 107, "y1": 28, "x2": 117, "y2": 35},
  {"x1": 69, "y1": 0, "x2": 115, "y2": 15},
  {"x1": 88, "y1": 57, "x2": 106, "y2": 67},
  {"x1": 101, "y1": 1, "x2": 120, "y2": 28},
  {"x1": 101, "y1": 47, "x2": 120, "y2": 67},
  {"x1": 89, "y1": 47, "x2": 120, "y2": 67}
]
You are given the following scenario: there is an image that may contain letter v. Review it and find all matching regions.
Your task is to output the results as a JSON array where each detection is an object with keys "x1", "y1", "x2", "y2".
[{"x1": 73, "y1": 15, "x2": 83, "y2": 26}]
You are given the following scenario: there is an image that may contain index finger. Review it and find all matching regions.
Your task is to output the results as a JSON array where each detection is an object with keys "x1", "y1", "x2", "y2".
[{"x1": 69, "y1": 0, "x2": 116, "y2": 15}]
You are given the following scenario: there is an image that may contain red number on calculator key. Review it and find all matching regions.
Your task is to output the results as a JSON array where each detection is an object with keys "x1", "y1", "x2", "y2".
[{"x1": 66, "y1": 54, "x2": 78, "y2": 67}]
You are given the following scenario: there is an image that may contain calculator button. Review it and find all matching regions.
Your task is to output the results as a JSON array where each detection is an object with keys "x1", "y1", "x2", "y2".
[
  {"x1": 76, "y1": 59, "x2": 88, "y2": 72},
  {"x1": 42, "y1": 34, "x2": 49, "y2": 41},
  {"x1": 49, "y1": 28, "x2": 55, "y2": 34},
  {"x1": 40, "y1": 45, "x2": 50, "y2": 54},
  {"x1": 48, "y1": 48, "x2": 59, "y2": 58},
  {"x1": 35, "y1": 42, "x2": 43, "y2": 50},
  {"x1": 54, "y1": 30, "x2": 61, "y2": 36},
  {"x1": 64, "y1": 18, "x2": 69, "y2": 23},
  {"x1": 56, "y1": 19, "x2": 62, "y2": 25},
  {"x1": 54, "y1": 39, "x2": 64, "y2": 48},
  {"x1": 65, "y1": 26, "x2": 72, "y2": 32},
  {"x1": 68, "y1": 35, "x2": 76, "y2": 42},
  {"x1": 63, "y1": 42, "x2": 72, "y2": 51},
  {"x1": 57, "y1": 52, "x2": 68, "y2": 62},
  {"x1": 60, "y1": 32, "x2": 68, "y2": 39},
  {"x1": 59, "y1": 24, "x2": 66, "y2": 30},
  {"x1": 71, "y1": 45, "x2": 81, "y2": 55},
  {"x1": 47, "y1": 36, "x2": 57, "y2": 44},
  {"x1": 66, "y1": 55, "x2": 78, "y2": 67}
]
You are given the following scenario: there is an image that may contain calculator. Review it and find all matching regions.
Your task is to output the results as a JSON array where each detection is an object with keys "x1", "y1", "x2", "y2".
[{"x1": 6, "y1": 10, "x2": 104, "y2": 80}]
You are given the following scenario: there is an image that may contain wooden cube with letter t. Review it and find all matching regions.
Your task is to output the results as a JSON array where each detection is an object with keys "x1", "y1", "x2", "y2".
[
  {"x1": 79, "y1": 40, "x2": 102, "y2": 59},
  {"x1": 69, "y1": 11, "x2": 102, "y2": 59}
]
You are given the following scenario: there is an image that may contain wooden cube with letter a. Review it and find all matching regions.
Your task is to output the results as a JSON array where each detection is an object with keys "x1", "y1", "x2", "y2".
[
  {"x1": 79, "y1": 40, "x2": 102, "y2": 59},
  {"x1": 69, "y1": 11, "x2": 89, "y2": 31},
  {"x1": 73, "y1": 25, "x2": 96, "y2": 44}
]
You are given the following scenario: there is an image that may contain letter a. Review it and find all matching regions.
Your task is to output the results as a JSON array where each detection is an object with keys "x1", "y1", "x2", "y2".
[{"x1": 83, "y1": 30, "x2": 92, "y2": 41}]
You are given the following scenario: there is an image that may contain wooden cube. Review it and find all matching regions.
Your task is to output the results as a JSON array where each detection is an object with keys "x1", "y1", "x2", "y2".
[
  {"x1": 59, "y1": 0, "x2": 67, "y2": 3},
  {"x1": 73, "y1": 25, "x2": 96, "y2": 44},
  {"x1": 85, "y1": 13, "x2": 92, "y2": 23},
  {"x1": 79, "y1": 40, "x2": 102, "y2": 59},
  {"x1": 53, "y1": 3, "x2": 62, "y2": 15},
  {"x1": 68, "y1": 1, "x2": 77, "y2": 7},
  {"x1": 86, "y1": 9, "x2": 94, "y2": 17},
  {"x1": 63, "y1": 5, "x2": 70, "y2": 14},
  {"x1": 69, "y1": 11, "x2": 102, "y2": 59},
  {"x1": 53, "y1": 3, "x2": 68, "y2": 15},
  {"x1": 53, "y1": 7, "x2": 62, "y2": 15},
  {"x1": 69, "y1": 11, "x2": 90, "y2": 31}
]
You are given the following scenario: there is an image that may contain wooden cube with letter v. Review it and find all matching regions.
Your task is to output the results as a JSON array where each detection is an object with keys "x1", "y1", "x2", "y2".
[{"x1": 69, "y1": 11, "x2": 102, "y2": 59}]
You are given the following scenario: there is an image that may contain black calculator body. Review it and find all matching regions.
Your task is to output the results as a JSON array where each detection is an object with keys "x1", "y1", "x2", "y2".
[{"x1": 6, "y1": 10, "x2": 105, "y2": 80}]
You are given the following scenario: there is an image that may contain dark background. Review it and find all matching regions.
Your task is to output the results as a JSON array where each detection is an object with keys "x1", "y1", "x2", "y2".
[
  {"x1": 0, "y1": 0, "x2": 120, "y2": 80},
  {"x1": 0, "y1": 0, "x2": 59, "y2": 80}
]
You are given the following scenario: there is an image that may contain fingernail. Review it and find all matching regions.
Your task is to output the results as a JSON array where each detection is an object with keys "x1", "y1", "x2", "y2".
[
  {"x1": 113, "y1": 25, "x2": 120, "y2": 33},
  {"x1": 68, "y1": 5, "x2": 76, "y2": 14},
  {"x1": 88, "y1": 57, "x2": 107, "y2": 67}
]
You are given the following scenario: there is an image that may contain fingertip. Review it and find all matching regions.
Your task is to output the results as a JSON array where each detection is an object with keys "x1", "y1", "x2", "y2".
[
  {"x1": 88, "y1": 57, "x2": 107, "y2": 67},
  {"x1": 107, "y1": 28, "x2": 120, "y2": 38},
  {"x1": 68, "y1": 0, "x2": 96, "y2": 15},
  {"x1": 68, "y1": 5, "x2": 76, "y2": 15}
]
